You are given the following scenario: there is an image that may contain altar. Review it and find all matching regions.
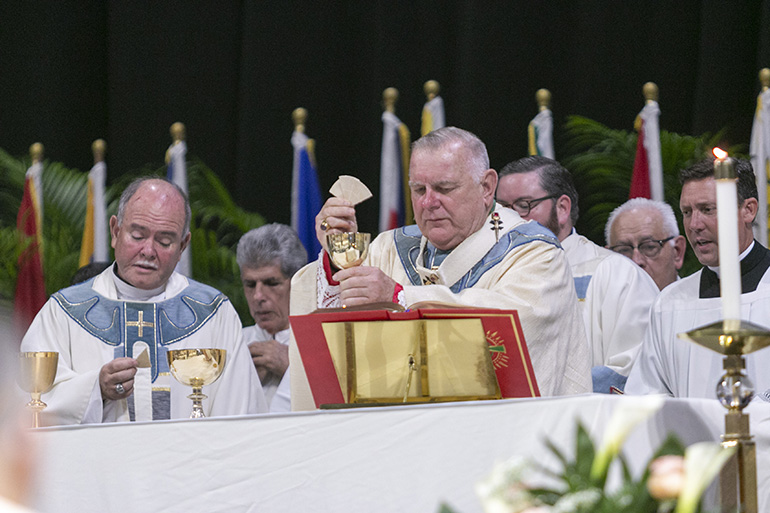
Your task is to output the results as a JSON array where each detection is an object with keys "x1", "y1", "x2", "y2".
[{"x1": 28, "y1": 395, "x2": 770, "y2": 513}]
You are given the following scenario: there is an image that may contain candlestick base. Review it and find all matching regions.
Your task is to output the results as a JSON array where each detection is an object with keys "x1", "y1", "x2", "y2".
[{"x1": 679, "y1": 319, "x2": 770, "y2": 513}]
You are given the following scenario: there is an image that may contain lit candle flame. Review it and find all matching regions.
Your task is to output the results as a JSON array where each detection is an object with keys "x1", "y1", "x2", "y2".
[{"x1": 713, "y1": 147, "x2": 727, "y2": 159}]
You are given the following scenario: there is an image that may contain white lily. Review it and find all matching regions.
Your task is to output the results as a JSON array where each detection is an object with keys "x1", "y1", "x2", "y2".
[
  {"x1": 590, "y1": 395, "x2": 665, "y2": 481},
  {"x1": 674, "y1": 442, "x2": 736, "y2": 513}
]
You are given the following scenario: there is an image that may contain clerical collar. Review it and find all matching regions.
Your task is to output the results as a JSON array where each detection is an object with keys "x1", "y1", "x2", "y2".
[
  {"x1": 699, "y1": 241, "x2": 770, "y2": 298},
  {"x1": 706, "y1": 240, "x2": 755, "y2": 277},
  {"x1": 111, "y1": 264, "x2": 167, "y2": 301}
]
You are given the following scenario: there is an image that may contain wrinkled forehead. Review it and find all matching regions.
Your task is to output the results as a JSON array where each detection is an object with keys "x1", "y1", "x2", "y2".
[{"x1": 613, "y1": 208, "x2": 666, "y2": 240}]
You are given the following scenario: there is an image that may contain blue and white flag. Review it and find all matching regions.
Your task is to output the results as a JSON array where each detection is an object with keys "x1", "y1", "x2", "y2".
[{"x1": 291, "y1": 130, "x2": 322, "y2": 260}]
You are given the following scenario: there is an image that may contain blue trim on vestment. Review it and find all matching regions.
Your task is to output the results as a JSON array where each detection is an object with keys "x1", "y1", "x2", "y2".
[
  {"x1": 592, "y1": 365, "x2": 628, "y2": 394},
  {"x1": 392, "y1": 222, "x2": 561, "y2": 292},
  {"x1": 573, "y1": 275, "x2": 592, "y2": 300},
  {"x1": 52, "y1": 278, "x2": 227, "y2": 383}
]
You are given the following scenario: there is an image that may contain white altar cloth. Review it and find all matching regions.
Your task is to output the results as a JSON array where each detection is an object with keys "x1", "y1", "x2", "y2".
[{"x1": 27, "y1": 395, "x2": 770, "y2": 513}]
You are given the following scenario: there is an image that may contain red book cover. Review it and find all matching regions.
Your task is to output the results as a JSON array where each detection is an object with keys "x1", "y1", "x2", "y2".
[{"x1": 290, "y1": 307, "x2": 539, "y2": 408}]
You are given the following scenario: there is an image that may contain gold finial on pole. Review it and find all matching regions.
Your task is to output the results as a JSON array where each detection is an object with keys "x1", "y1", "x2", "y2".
[
  {"x1": 759, "y1": 68, "x2": 770, "y2": 91},
  {"x1": 292, "y1": 107, "x2": 308, "y2": 133},
  {"x1": 643, "y1": 82, "x2": 659, "y2": 103},
  {"x1": 29, "y1": 143, "x2": 44, "y2": 164},
  {"x1": 383, "y1": 87, "x2": 399, "y2": 113},
  {"x1": 170, "y1": 122, "x2": 186, "y2": 143},
  {"x1": 92, "y1": 139, "x2": 106, "y2": 164},
  {"x1": 536, "y1": 88, "x2": 551, "y2": 112},
  {"x1": 424, "y1": 80, "x2": 440, "y2": 101}
]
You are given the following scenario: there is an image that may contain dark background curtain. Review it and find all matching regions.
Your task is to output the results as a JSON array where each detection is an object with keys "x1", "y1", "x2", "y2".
[{"x1": 1, "y1": 1, "x2": 769, "y2": 235}]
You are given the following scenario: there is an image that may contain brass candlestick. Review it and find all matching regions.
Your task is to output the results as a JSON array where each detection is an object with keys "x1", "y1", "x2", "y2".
[
  {"x1": 167, "y1": 349, "x2": 226, "y2": 419},
  {"x1": 680, "y1": 320, "x2": 770, "y2": 513},
  {"x1": 18, "y1": 352, "x2": 59, "y2": 428}
]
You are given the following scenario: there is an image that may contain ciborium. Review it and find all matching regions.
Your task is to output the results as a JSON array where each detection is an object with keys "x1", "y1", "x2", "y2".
[
  {"x1": 18, "y1": 351, "x2": 58, "y2": 428},
  {"x1": 167, "y1": 349, "x2": 226, "y2": 419},
  {"x1": 326, "y1": 232, "x2": 371, "y2": 269}
]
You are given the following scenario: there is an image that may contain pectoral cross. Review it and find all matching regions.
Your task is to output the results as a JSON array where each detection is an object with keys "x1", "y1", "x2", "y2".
[
  {"x1": 489, "y1": 212, "x2": 503, "y2": 242},
  {"x1": 126, "y1": 310, "x2": 155, "y2": 338}
]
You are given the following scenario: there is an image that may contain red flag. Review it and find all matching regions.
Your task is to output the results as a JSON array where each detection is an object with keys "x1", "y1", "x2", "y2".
[
  {"x1": 629, "y1": 120, "x2": 651, "y2": 199},
  {"x1": 15, "y1": 176, "x2": 46, "y2": 335}
]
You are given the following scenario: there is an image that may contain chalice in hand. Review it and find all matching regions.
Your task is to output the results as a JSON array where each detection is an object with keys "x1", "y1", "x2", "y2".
[
  {"x1": 326, "y1": 232, "x2": 371, "y2": 269},
  {"x1": 18, "y1": 351, "x2": 59, "y2": 428},
  {"x1": 167, "y1": 348, "x2": 226, "y2": 419}
]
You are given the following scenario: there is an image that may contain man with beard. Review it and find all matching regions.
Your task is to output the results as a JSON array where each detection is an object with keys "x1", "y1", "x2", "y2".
[{"x1": 497, "y1": 156, "x2": 658, "y2": 393}]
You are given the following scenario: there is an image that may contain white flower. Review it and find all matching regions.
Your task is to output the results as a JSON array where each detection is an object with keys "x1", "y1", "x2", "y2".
[
  {"x1": 675, "y1": 442, "x2": 735, "y2": 513},
  {"x1": 476, "y1": 456, "x2": 537, "y2": 513},
  {"x1": 590, "y1": 395, "x2": 665, "y2": 481},
  {"x1": 551, "y1": 489, "x2": 601, "y2": 513}
]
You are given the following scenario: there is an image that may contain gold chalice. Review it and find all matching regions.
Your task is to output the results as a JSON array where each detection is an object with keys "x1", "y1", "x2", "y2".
[
  {"x1": 167, "y1": 348, "x2": 226, "y2": 419},
  {"x1": 326, "y1": 232, "x2": 371, "y2": 269},
  {"x1": 18, "y1": 351, "x2": 59, "y2": 428}
]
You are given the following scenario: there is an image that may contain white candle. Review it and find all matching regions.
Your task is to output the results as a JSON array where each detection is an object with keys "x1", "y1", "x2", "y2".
[{"x1": 713, "y1": 148, "x2": 741, "y2": 325}]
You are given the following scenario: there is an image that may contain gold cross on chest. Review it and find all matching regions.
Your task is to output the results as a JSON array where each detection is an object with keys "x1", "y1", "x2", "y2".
[{"x1": 126, "y1": 311, "x2": 155, "y2": 338}]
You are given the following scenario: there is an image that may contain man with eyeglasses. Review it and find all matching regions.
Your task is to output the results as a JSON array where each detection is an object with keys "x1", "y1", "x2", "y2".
[
  {"x1": 605, "y1": 198, "x2": 686, "y2": 290},
  {"x1": 626, "y1": 158, "x2": 770, "y2": 398},
  {"x1": 497, "y1": 156, "x2": 658, "y2": 393}
]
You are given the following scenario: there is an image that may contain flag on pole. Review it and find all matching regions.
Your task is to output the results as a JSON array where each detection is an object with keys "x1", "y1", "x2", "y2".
[
  {"x1": 79, "y1": 140, "x2": 109, "y2": 267},
  {"x1": 380, "y1": 110, "x2": 412, "y2": 232},
  {"x1": 629, "y1": 83, "x2": 663, "y2": 202},
  {"x1": 15, "y1": 147, "x2": 46, "y2": 335},
  {"x1": 750, "y1": 70, "x2": 770, "y2": 247},
  {"x1": 421, "y1": 80, "x2": 445, "y2": 136},
  {"x1": 166, "y1": 122, "x2": 191, "y2": 276},
  {"x1": 291, "y1": 123, "x2": 323, "y2": 260},
  {"x1": 528, "y1": 89, "x2": 554, "y2": 159}
]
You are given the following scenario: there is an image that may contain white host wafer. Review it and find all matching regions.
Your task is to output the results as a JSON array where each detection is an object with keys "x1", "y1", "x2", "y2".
[{"x1": 329, "y1": 175, "x2": 373, "y2": 205}]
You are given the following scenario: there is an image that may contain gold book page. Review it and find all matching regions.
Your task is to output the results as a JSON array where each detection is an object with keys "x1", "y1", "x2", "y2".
[{"x1": 321, "y1": 318, "x2": 498, "y2": 402}]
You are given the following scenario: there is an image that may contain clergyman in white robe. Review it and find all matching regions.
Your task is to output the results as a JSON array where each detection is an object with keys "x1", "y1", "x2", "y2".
[
  {"x1": 242, "y1": 324, "x2": 290, "y2": 413},
  {"x1": 289, "y1": 204, "x2": 592, "y2": 410},
  {"x1": 626, "y1": 241, "x2": 770, "y2": 399},
  {"x1": 21, "y1": 265, "x2": 266, "y2": 425},
  {"x1": 561, "y1": 230, "x2": 658, "y2": 393}
]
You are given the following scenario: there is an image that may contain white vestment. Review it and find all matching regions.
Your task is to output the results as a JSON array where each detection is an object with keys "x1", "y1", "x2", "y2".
[
  {"x1": 21, "y1": 266, "x2": 266, "y2": 425},
  {"x1": 626, "y1": 261, "x2": 770, "y2": 399},
  {"x1": 289, "y1": 205, "x2": 592, "y2": 410},
  {"x1": 561, "y1": 232, "x2": 658, "y2": 392},
  {"x1": 242, "y1": 324, "x2": 290, "y2": 413}
]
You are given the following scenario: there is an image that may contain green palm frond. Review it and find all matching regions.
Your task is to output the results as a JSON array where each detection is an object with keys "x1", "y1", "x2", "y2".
[{"x1": 562, "y1": 115, "x2": 738, "y2": 277}]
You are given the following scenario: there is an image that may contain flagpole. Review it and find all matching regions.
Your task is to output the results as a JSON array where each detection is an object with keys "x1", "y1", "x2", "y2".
[{"x1": 166, "y1": 122, "x2": 191, "y2": 276}]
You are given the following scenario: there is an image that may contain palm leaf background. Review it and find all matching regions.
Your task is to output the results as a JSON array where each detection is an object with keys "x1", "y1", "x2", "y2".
[
  {"x1": 0, "y1": 116, "x2": 748, "y2": 321},
  {"x1": 0, "y1": 153, "x2": 264, "y2": 325},
  {"x1": 562, "y1": 115, "x2": 743, "y2": 278}
]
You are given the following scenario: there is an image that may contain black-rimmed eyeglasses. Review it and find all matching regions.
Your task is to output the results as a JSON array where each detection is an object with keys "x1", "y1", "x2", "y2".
[
  {"x1": 609, "y1": 236, "x2": 675, "y2": 258},
  {"x1": 498, "y1": 195, "x2": 559, "y2": 216}
]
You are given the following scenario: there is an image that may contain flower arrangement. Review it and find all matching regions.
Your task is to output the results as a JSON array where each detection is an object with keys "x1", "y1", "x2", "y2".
[{"x1": 442, "y1": 397, "x2": 734, "y2": 513}]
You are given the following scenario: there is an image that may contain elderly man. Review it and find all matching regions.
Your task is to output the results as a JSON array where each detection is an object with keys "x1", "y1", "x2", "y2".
[
  {"x1": 21, "y1": 177, "x2": 266, "y2": 424},
  {"x1": 626, "y1": 158, "x2": 770, "y2": 398},
  {"x1": 496, "y1": 156, "x2": 658, "y2": 393},
  {"x1": 237, "y1": 223, "x2": 306, "y2": 413},
  {"x1": 289, "y1": 127, "x2": 591, "y2": 409},
  {"x1": 605, "y1": 198, "x2": 687, "y2": 290}
]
